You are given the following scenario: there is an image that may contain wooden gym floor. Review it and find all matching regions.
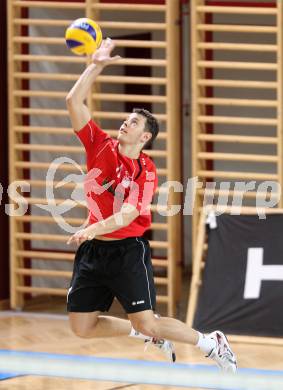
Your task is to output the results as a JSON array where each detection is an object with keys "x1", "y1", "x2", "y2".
[{"x1": 1, "y1": 296, "x2": 283, "y2": 390}]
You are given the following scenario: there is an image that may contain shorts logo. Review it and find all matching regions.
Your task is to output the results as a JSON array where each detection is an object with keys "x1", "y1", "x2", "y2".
[{"x1": 132, "y1": 300, "x2": 145, "y2": 306}]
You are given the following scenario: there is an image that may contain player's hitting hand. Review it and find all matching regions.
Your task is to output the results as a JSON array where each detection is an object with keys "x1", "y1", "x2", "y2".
[
  {"x1": 92, "y1": 37, "x2": 121, "y2": 66},
  {"x1": 67, "y1": 227, "x2": 95, "y2": 246}
]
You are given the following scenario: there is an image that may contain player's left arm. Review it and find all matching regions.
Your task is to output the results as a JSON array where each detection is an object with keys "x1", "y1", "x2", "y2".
[
  {"x1": 67, "y1": 203, "x2": 139, "y2": 245},
  {"x1": 67, "y1": 163, "x2": 158, "y2": 246}
]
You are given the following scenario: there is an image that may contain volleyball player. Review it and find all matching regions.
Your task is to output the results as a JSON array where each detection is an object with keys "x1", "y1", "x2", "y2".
[{"x1": 66, "y1": 38, "x2": 237, "y2": 372}]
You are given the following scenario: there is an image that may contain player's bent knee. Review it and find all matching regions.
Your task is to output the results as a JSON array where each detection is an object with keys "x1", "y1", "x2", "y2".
[
  {"x1": 70, "y1": 324, "x2": 93, "y2": 338},
  {"x1": 69, "y1": 313, "x2": 99, "y2": 338},
  {"x1": 132, "y1": 319, "x2": 159, "y2": 338}
]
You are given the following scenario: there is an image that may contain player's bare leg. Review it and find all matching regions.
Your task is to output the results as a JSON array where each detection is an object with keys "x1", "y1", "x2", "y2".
[
  {"x1": 69, "y1": 312, "x2": 131, "y2": 338},
  {"x1": 69, "y1": 311, "x2": 176, "y2": 361},
  {"x1": 129, "y1": 310, "x2": 199, "y2": 345},
  {"x1": 128, "y1": 310, "x2": 237, "y2": 372}
]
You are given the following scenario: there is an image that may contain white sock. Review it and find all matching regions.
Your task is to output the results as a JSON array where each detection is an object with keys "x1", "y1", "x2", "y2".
[
  {"x1": 196, "y1": 331, "x2": 216, "y2": 354},
  {"x1": 129, "y1": 327, "x2": 152, "y2": 341}
]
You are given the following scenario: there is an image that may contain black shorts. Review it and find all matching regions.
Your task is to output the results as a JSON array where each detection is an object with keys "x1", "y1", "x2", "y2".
[{"x1": 67, "y1": 237, "x2": 156, "y2": 314}]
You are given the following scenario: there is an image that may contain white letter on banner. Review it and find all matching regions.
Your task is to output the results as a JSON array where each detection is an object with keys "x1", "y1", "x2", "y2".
[
  {"x1": 5, "y1": 181, "x2": 30, "y2": 216},
  {"x1": 157, "y1": 181, "x2": 183, "y2": 217},
  {"x1": 244, "y1": 247, "x2": 283, "y2": 299},
  {"x1": 256, "y1": 181, "x2": 280, "y2": 219}
]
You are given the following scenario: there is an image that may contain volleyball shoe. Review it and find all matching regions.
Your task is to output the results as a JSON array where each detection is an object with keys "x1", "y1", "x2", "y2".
[
  {"x1": 207, "y1": 331, "x2": 237, "y2": 373},
  {"x1": 144, "y1": 337, "x2": 176, "y2": 363}
]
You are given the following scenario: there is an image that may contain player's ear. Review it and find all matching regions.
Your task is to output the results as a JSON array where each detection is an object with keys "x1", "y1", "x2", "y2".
[{"x1": 141, "y1": 132, "x2": 152, "y2": 143}]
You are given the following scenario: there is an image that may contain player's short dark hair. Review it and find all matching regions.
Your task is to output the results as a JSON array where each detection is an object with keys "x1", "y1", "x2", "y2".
[{"x1": 133, "y1": 108, "x2": 159, "y2": 149}]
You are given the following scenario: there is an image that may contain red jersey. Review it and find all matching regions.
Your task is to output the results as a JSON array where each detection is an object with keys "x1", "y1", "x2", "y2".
[{"x1": 76, "y1": 119, "x2": 158, "y2": 238}]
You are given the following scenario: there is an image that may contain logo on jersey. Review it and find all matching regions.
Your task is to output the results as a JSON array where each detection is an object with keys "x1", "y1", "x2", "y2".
[
  {"x1": 102, "y1": 178, "x2": 116, "y2": 195},
  {"x1": 102, "y1": 178, "x2": 124, "y2": 201},
  {"x1": 121, "y1": 176, "x2": 131, "y2": 188}
]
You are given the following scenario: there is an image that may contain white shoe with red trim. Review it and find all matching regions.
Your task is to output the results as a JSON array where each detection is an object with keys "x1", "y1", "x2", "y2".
[
  {"x1": 144, "y1": 337, "x2": 176, "y2": 363},
  {"x1": 207, "y1": 331, "x2": 237, "y2": 373}
]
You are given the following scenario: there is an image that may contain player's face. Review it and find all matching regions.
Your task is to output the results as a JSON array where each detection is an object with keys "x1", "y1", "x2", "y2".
[{"x1": 118, "y1": 113, "x2": 151, "y2": 146}]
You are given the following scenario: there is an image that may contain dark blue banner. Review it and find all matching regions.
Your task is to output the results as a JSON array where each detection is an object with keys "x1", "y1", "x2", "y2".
[{"x1": 193, "y1": 214, "x2": 283, "y2": 336}]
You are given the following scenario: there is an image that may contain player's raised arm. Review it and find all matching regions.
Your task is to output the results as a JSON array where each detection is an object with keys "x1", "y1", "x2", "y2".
[{"x1": 66, "y1": 38, "x2": 121, "y2": 131}]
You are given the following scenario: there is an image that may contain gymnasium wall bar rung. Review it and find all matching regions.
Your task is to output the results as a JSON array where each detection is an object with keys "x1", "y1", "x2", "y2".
[
  {"x1": 91, "y1": 93, "x2": 167, "y2": 103},
  {"x1": 13, "y1": 18, "x2": 73, "y2": 26},
  {"x1": 197, "y1": 152, "x2": 278, "y2": 163},
  {"x1": 13, "y1": 1, "x2": 84, "y2": 9},
  {"x1": 14, "y1": 126, "x2": 73, "y2": 134},
  {"x1": 13, "y1": 36, "x2": 167, "y2": 49},
  {"x1": 13, "y1": 55, "x2": 167, "y2": 66},
  {"x1": 15, "y1": 269, "x2": 169, "y2": 286},
  {"x1": 13, "y1": 127, "x2": 168, "y2": 140},
  {"x1": 14, "y1": 108, "x2": 167, "y2": 121},
  {"x1": 197, "y1": 79, "x2": 278, "y2": 89},
  {"x1": 13, "y1": 196, "x2": 168, "y2": 215},
  {"x1": 198, "y1": 189, "x2": 280, "y2": 200},
  {"x1": 14, "y1": 90, "x2": 67, "y2": 98},
  {"x1": 14, "y1": 144, "x2": 167, "y2": 158},
  {"x1": 13, "y1": 210, "x2": 168, "y2": 224},
  {"x1": 200, "y1": 206, "x2": 283, "y2": 215},
  {"x1": 16, "y1": 251, "x2": 74, "y2": 261},
  {"x1": 196, "y1": 6, "x2": 278, "y2": 15},
  {"x1": 197, "y1": 116, "x2": 278, "y2": 126},
  {"x1": 107, "y1": 40, "x2": 166, "y2": 49},
  {"x1": 15, "y1": 251, "x2": 169, "y2": 269},
  {"x1": 90, "y1": 3, "x2": 166, "y2": 12},
  {"x1": 17, "y1": 197, "x2": 87, "y2": 207},
  {"x1": 13, "y1": 180, "x2": 169, "y2": 197},
  {"x1": 13, "y1": 161, "x2": 168, "y2": 177},
  {"x1": 14, "y1": 71, "x2": 80, "y2": 81},
  {"x1": 197, "y1": 24, "x2": 277, "y2": 33},
  {"x1": 14, "y1": 1, "x2": 166, "y2": 12},
  {"x1": 91, "y1": 111, "x2": 167, "y2": 121},
  {"x1": 16, "y1": 268, "x2": 72, "y2": 278},
  {"x1": 14, "y1": 216, "x2": 167, "y2": 231},
  {"x1": 197, "y1": 61, "x2": 277, "y2": 70},
  {"x1": 14, "y1": 72, "x2": 167, "y2": 85},
  {"x1": 13, "y1": 37, "x2": 66, "y2": 44},
  {"x1": 15, "y1": 216, "x2": 85, "y2": 226},
  {"x1": 197, "y1": 134, "x2": 278, "y2": 144},
  {"x1": 13, "y1": 18, "x2": 166, "y2": 30},
  {"x1": 15, "y1": 216, "x2": 83, "y2": 225},
  {"x1": 197, "y1": 170, "x2": 278, "y2": 180},
  {"x1": 14, "y1": 144, "x2": 83, "y2": 153},
  {"x1": 98, "y1": 22, "x2": 166, "y2": 31},
  {"x1": 12, "y1": 108, "x2": 95, "y2": 117},
  {"x1": 14, "y1": 233, "x2": 169, "y2": 250},
  {"x1": 197, "y1": 98, "x2": 278, "y2": 107},
  {"x1": 14, "y1": 286, "x2": 170, "y2": 304},
  {"x1": 197, "y1": 42, "x2": 278, "y2": 52},
  {"x1": 16, "y1": 287, "x2": 70, "y2": 296},
  {"x1": 152, "y1": 259, "x2": 168, "y2": 268}
]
